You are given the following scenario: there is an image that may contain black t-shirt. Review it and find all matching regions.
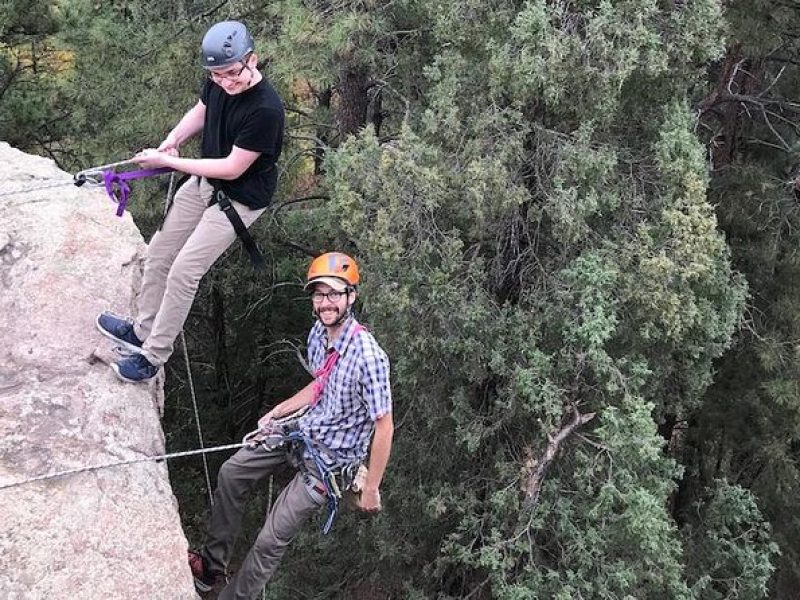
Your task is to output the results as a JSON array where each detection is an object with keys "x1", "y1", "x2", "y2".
[{"x1": 200, "y1": 77, "x2": 285, "y2": 209}]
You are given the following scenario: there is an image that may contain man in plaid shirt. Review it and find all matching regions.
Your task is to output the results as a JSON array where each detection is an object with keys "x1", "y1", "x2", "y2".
[{"x1": 189, "y1": 252, "x2": 393, "y2": 599}]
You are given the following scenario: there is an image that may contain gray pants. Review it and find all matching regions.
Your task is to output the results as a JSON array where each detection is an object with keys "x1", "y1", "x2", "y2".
[
  {"x1": 133, "y1": 176, "x2": 266, "y2": 366},
  {"x1": 203, "y1": 445, "x2": 327, "y2": 600}
]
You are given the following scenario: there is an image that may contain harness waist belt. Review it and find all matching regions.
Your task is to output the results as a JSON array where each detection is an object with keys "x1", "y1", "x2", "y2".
[{"x1": 208, "y1": 188, "x2": 267, "y2": 271}]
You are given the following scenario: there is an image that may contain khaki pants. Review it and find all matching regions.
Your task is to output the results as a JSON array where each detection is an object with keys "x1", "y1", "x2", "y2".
[
  {"x1": 133, "y1": 176, "x2": 265, "y2": 366},
  {"x1": 203, "y1": 445, "x2": 327, "y2": 600}
]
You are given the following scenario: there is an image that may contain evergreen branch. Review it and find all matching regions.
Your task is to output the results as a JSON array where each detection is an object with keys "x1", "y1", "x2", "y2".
[
  {"x1": 287, "y1": 133, "x2": 328, "y2": 146},
  {"x1": 765, "y1": 55, "x2": 800, "y2": 67},
  {"x1": 575, "y1": 433, "x2": 610, "y2": 452}
]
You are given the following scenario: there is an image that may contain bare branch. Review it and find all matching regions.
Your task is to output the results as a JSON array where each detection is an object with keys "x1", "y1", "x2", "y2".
[
  {"x1": 271, "y1": 194, "x2": 329, "y2": 217},
  {"x1": 702, "y1": 92, "x2": 800, "y2": 112},
  {"x1": 523, "y1": 403, "x2": 596, "y2": 510},
  {"x1": 762, "y1": 109, "x2": 792, "y2": 151},
  {"x1": 278, "y1": 239, "x2": 320, "y2": 257},
  {"x1": 284, "y1": 104, "x2": 314, "y2": 118}
]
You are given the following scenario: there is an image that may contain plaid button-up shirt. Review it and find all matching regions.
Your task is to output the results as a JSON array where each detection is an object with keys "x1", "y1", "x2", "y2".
[{"x1": 298, "y1": 317, "x2": 392, "y2": 466}]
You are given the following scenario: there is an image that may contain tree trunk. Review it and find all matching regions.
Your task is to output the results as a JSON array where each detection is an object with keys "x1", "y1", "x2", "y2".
[{"x1": 335, "y1": 65, "x2": 369, "y2": 139}]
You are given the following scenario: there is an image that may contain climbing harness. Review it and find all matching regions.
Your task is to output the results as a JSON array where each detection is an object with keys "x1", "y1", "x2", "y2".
[
  {"x1": 207, "y1": 187, "x2": 267, "y2": 270},
  {"x1": 287, "y1": 430, "x2": 343, "y2": 535},
  {"x1": 243, "y1": 422, "x2": 360, "y2": 535},
  {"x1": 74, "y1": 159, "x2": 174, "y2": 217}
]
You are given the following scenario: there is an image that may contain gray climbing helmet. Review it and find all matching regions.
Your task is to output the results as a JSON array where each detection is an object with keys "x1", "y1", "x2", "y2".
[{"x1": 200, "y1": 21, "x2": 254, "y2": 69}]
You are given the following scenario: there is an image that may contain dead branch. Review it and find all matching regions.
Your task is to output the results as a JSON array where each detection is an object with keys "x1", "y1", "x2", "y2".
[
  {"x1": 523, "y1": 403, "x2": 596, "y2": 510},
  {"x1": 271, "y1": 194, "x2": 329, "y2": 217},
  {"x1": 704, "y1": 92, "x2": 800, "y2": 112},
  {"x1": 277, "y1": 239, "x2": 320, "y2": 257}
]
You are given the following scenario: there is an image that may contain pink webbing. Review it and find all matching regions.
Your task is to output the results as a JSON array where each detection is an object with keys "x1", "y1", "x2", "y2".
[{"x1": 310, "y1": 325, "x2": 366, "y2": 406}]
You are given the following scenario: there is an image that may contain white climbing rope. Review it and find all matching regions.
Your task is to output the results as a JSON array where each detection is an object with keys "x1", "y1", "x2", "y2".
[
  {"x1": 0, "y1": 179, "x2": 77, "y2": 200},
  {"x1": 0, "y1": 442, "x2": 248, "y2": 492},
  {"x1": 181, "y1": 329, "x2": 214, "y2": 508},
  {"x1": 163, "y1": 171, "x2": 215, "y2": 509}
]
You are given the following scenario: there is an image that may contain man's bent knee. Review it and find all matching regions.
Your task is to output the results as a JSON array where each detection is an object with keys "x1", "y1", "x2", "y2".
[{"x1": 165, "y1": 260, "x2": 205, "y2": 297}]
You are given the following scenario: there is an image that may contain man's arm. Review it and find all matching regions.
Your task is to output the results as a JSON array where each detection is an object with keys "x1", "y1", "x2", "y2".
[
  {"x1": 257, "y1": 380, "x2": 315, "y2": 430},
  {"x1": 133, "y1": 145, "x2": 261, "y2": 180},
  {"x1": 158, "y1": 100, "x2": 206, "y2": 153},
  {"x1": 358, "y1": 412, "x2": 393, "y2": 512}
]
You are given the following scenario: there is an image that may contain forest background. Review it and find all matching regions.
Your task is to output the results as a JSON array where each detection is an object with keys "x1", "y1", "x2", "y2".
[{"x1": 2, "y1": 0, "x2": 799, "y2": 598}]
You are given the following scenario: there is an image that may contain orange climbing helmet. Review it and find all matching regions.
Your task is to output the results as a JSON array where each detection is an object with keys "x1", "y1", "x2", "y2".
[{"x1": 305, "y1": 252, "x2": 360, "y2": 291}]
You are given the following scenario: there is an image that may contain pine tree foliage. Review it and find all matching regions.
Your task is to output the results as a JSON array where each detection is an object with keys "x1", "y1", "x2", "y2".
[
  {"x1": 0, "y1": 1, "x2": 66, "y2": 157},
  {"x1": 285, "y1": 0, "x2": 761, "y2": 596}
]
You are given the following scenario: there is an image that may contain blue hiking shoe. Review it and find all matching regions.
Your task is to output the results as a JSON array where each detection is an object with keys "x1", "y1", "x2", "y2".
[
  {"x1": 111, "y1": 353, "x2": 158, "y2": 383},
  {"x1": 96, "y1": 311, "x2": 144, "y2": 353}
]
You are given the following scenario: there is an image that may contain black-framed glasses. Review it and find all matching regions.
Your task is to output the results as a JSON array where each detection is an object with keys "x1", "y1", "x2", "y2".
[
  {"x1": 311, "y1": 290, "x2": 347, "y2": 303},
  {"x1": 208, "y1": 62, "x2": 248, "y2": 82}
]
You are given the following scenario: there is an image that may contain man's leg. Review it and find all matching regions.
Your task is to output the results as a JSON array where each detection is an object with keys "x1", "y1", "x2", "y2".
[
  {"x1": 134, "y1": 176, "x2": 209, "y2": 340},
  {"x1": 201, "y1": 445, "x2": 288, "y2": 576},
  {"x1": 140, "y1": 193, "x2": 265, "y2": 366},
  {"x1": 218, "y1": 472, "x2": 327, "y2": 600}
]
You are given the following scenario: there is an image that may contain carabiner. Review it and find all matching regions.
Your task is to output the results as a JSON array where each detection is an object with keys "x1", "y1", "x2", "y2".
[{"x1": 73, "y1": 158, "x2": 139, "y2": 187}]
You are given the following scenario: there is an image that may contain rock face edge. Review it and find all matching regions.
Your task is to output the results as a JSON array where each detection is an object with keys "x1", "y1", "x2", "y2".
[{"x1": 0, "y1": 142, "x2": 196, "y2": 600}]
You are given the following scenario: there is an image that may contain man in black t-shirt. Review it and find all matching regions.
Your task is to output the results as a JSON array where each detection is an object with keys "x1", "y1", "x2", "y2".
[{"x1": 95, "y1": 21, "x2": 284, "y2": 383}]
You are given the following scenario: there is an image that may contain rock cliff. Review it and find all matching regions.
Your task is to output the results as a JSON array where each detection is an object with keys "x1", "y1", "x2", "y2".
[{"x1": 0, "y1": 143, "x2": 196, "y2": 599}]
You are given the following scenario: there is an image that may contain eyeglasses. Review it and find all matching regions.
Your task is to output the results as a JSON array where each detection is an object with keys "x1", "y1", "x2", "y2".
[
  {"x1": 311, "y1": 290, "x2": 347, "y2": 303},
  {"x1": 208, "y1": 62, "x2": 248, "y2": 82}
]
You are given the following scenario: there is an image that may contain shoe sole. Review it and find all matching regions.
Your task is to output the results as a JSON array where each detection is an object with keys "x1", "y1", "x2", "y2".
[
  {"x1": 95, "y1": 314, "x2": 144, "y2": 354},
  {"x1": 110, "y1": 362, "x2": 155, "y2": 384}
]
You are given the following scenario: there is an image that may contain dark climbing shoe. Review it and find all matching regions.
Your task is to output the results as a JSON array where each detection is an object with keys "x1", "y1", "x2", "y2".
[
  {"x1": 188, "y1": 550, "x2": 219, "y2": 593},
  {"x1": 111, "y1": 352, "x2": 158, "y2": 383},
  {"x1": 96, "y1": 311, "x2": 144, "y2": 353}
]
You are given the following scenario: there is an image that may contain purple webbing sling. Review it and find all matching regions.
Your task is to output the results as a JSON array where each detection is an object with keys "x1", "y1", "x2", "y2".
[{"x1": 103, "y1": 167, "x2": 174, "y2": 216}]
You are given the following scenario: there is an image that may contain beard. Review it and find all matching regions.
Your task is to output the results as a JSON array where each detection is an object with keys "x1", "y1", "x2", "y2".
[{"x1": 316, "y1": 305, "x2": 345, "y2": 325}]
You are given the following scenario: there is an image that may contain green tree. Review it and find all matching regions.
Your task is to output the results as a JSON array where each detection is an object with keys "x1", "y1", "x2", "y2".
[
  {"x1": 0, "y1": 0, "x2": 68, "y2": 158},
  {"x1": 265, "y1": 0, "x2": 773, "y2": 597},
  {"x1": 686, "y1": 0, "x2": 800, "y2": 595}
]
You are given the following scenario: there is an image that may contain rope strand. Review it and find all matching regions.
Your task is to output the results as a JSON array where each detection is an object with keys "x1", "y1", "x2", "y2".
[
  {"x1": 0, "y1": 180, "x2": 76, "y2": 199},
  {"x1": 165, "y1": 171, "x2": 215, "y2": 509},
  {"x1": 181, "y1": 329, "x2": 214, "y2": 508},
  {"x1": 0, "y1": 442, "x2": 246, "y2": 492}
]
